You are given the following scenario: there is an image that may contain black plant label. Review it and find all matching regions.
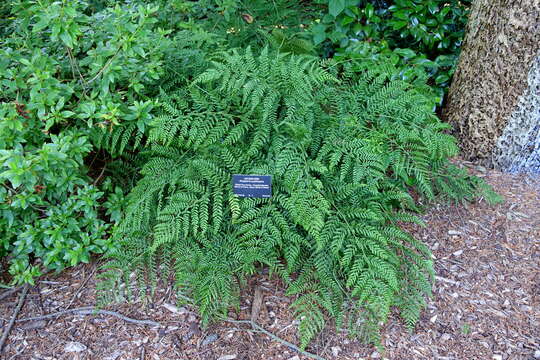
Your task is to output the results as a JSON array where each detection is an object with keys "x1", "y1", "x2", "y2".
[{"x1": 232, "y1": 175, "x2": 272, "y2": 198}]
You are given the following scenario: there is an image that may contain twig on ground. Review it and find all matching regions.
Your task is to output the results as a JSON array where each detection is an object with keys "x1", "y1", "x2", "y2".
[
  {"x1": 39, "y1": 281, "x2": 62, "y2": 285},
  {"x1": 7, "y1": 346, "x2": 24, "y2": 360},
  {"x1": 140, "y1": 345, "x2": 145, "y2": 360},
  {"x1": 10, "y1": 300, "x2": 324, "y2": 359},
  {"x1": 35, "y1": 283, "x2": 45, "y2": 315},
  {"x1": 435, "y1": 275, "x2": 459, "y2": 285},
  {"x1": 221, "y1": 327, "x2": 262, "y2": 334},
  {"x1": 0, "y1": 270, "x2": 53, "y2": 304},
  {"x1": 16, "y1": 307, "x2": 161, "y2": 327},
  {"x1": 0, "y1": 287, "x2": 22, "y2": 302},
  {"x1": 0, "y1": 284, "x2": 29, "y2": 355},
  {"x1": 276, "y1": 322, "x2": 295, "y2": 334},
  {"x1": 250, "y1": 285, "x2": 263, "y2": 323},
  {"x1": 225, "y1": 318, "x2": 326, "y2": 360},
  {"x1": 65, "y1": 267, "x2": 97, "y2": 310}
]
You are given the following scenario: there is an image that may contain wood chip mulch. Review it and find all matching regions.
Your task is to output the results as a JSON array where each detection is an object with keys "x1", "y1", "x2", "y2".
[{"x1": 1, "y1": 168, "x2": 539, "y2": 360}]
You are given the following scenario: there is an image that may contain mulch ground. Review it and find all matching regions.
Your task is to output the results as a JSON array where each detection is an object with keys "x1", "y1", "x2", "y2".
[{"x1": 1, "y1": 166, "x2": 539, "y2": 360}]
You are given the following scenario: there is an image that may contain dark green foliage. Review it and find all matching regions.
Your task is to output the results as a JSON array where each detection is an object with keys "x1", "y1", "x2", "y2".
[
  {"x1": 141, "y1": 0, "x2": 317, "y2": 55},
  {"x1": 314, "y1": 0, "x2": 471, "y2": 90},
  {"x1": 99, "y1": 47, "x2": 497, "y2": 347},
  {"x1": 0, "y1": 113, "x2": 112, "y2": 283},
  {"x1": 0, "y1": 0, "x2": 167, "y2": 283}
]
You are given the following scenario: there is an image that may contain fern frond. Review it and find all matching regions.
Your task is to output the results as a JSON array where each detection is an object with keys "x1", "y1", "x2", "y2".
[{"x1": 100, "y1": 47, "x2": 497, "y2": 350}]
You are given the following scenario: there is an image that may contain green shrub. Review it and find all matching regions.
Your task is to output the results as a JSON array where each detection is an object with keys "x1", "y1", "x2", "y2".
[
  {"x1": 0, "y1": 0, "x2": 168, "y2": 283},
  {"x1": 0, "y1": 109, "x2": 111, "y2": 283},
  {"x1": 144, "y1": 0, "x2": 318, "y2": 55},
  {"x1": 312, "y1": 0, "x2": 471, "y2": 90},
  {"x1": 99, "y1": 47, "x2": 497, "y2": 348}
]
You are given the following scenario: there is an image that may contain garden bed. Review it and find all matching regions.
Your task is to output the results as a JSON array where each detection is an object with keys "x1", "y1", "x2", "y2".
[{"x1": 1, "y1": 167, "x2": 539, "y2": 360}]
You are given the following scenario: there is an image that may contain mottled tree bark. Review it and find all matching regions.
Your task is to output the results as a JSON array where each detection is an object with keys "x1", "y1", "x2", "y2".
[{"x1": 442, "y1": 0, "x2": 540, "y2": 173}]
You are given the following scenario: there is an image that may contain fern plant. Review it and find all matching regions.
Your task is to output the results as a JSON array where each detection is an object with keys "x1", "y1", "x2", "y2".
[{"x1": 99, "y1": 47, "x2": 498, "y2": 348}]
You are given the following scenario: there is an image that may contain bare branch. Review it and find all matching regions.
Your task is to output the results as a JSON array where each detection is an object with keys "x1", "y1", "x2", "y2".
[
  {"x1": 16, "y1": 307, "x2": 161, "y2": 327},
  {"x1": 225, "y1": 318, "x2": 327, "y2": 360},
  {"x1": 0, "y1": 284, "x2": 29, "y2": 355}
]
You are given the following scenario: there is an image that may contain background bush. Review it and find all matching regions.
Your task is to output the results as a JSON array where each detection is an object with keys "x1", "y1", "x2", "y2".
[
  {"x1": 312, "y1": 0, "x2": 471, "y2": 92},
  {"x1": 0, "y1": 0, "x2": 167, "y2": 283}
]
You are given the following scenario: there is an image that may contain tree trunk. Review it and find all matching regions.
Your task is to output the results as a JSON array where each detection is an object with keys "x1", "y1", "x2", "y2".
[{"x1": 442, "y1": 0, "x2": 540, "y2": 173}]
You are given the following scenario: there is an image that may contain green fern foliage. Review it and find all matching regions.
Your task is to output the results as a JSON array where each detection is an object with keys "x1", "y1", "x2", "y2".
[{"x1": 99, "y1": 47, "x2": 496, "y2": 348}]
